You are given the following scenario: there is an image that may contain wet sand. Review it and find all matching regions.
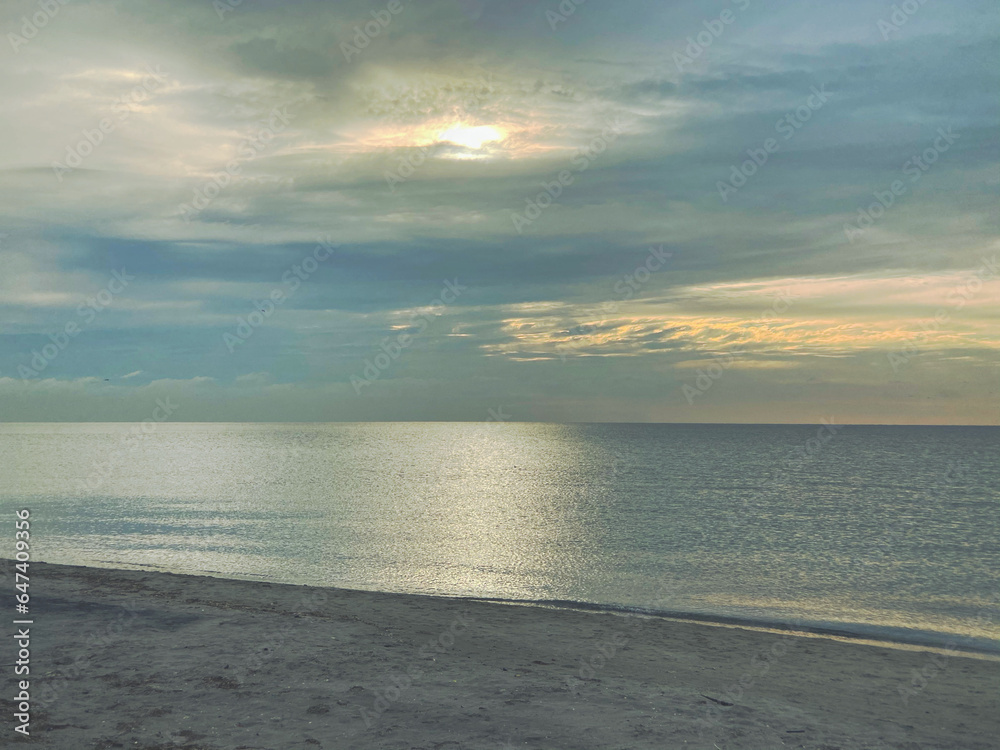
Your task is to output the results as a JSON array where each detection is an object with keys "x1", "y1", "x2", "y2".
[{"x1": 9, "y1": 561, "x2": 999, "y2": 749}]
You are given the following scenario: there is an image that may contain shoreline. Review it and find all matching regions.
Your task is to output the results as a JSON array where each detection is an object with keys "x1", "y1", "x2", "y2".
[
  {"x1": 467, "y1": 596, "x2": 1000, "y2": 659},
  {"x1": 9, "y1": 560, "x2": 999, "y2": 748},
  {"x1": 19, "y1": 556, "x2": 1000, "y2": 659}
]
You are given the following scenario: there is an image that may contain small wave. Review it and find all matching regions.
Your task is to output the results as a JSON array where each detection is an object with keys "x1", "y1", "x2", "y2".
[{"x1": 459, "y1": 595, "x2": 1000, "y2": 658}]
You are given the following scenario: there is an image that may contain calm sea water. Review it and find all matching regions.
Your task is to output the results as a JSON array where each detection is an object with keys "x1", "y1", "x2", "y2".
[{"x1": 1, "y1": 423, "x2": 997, "y2": 652}]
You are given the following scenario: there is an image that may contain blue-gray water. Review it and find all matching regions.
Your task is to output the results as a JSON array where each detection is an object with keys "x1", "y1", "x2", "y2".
[{"x1": 1, "y1": 422, "x2": 997, "y2": 653}]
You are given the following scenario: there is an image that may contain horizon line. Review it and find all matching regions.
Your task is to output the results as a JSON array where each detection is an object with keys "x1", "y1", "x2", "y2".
[{"x1": 1, "y1": 420, "x2": 997, "y2": 427}]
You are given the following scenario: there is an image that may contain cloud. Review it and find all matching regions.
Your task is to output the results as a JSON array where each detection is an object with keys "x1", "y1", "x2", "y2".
[{"x1": 0, "y1": 0, "x2": 997, "y2": 422}]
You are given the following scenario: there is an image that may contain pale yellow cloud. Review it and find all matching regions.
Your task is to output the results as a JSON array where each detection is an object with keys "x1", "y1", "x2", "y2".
[
  {"x1": 480, "y1": 262, "x2": 1000, "y2": 362},
  {"x1": 679, "y1": 264, "x2": 998, "y2": 311}
]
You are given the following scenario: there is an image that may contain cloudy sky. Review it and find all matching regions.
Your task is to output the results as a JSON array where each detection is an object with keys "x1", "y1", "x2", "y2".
[{"x1": 0, "y1": 0, "x2": 997, "y2": 423}]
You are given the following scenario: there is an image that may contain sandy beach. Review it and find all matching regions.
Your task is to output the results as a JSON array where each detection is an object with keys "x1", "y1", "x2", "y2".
[{"x1": 8, "y1": 562, "x2": 998, "y2": 749}]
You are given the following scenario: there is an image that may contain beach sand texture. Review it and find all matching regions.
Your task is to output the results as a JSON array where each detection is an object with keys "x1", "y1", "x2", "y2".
[{"x1": 10, "y1": 562, "x2": 998, "y2": 749}]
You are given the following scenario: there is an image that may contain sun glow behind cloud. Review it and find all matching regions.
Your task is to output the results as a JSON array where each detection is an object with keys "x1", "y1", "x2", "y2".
[
  {"x1": 346, "y1": 117, "x2": 514, "y2": 159},
  {"x1": 341, "y1": 70, "x2": 610, "y2": 160},
  {"x1": 438, "y1": 124, "x2": 505, "y2": 150}
]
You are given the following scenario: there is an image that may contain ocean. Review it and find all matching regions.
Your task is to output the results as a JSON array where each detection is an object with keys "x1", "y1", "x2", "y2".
[{"x1": 1, "y1": 422, "x2": 997, "y2": 654}]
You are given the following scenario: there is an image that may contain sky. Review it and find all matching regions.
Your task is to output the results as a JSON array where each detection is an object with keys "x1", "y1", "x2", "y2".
[{"x1": 0, "y1": 0, "x2": 997, "y2": 423}]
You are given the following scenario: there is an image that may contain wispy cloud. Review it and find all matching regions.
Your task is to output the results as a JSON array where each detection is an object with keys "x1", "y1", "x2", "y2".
[{"x1": 0, "y1": 0, "x2": 996, "y2": 422}]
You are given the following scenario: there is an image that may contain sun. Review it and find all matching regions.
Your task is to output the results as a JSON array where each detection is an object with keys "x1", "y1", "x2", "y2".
[{"x1": 437, "y1": 124, "x2": 505, "y2": 150}]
